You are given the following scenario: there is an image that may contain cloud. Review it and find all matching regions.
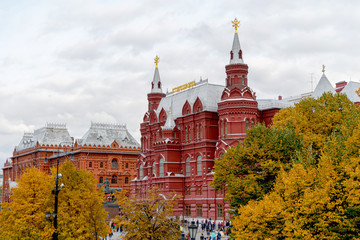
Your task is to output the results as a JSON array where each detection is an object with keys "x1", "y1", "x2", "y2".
[{"x1": 0, "y1": 0, "x2": 360, "y2": 168}]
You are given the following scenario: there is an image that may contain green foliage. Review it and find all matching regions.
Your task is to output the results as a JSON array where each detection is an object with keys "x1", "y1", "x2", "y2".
[
  {"x1": 223, "y1": 93, "x2": 360, "y2": 239},
  {"x1": 114, "y1": 188, "x2": 181, "y2": 240},
  {"x1": 212, "y1": 124, "x2": 303, "y2": 209}
]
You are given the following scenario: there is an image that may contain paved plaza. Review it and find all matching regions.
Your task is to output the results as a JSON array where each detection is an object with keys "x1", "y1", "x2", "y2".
[{"x1": 104, "y1": 228, "x2": 230, "y2": 240}]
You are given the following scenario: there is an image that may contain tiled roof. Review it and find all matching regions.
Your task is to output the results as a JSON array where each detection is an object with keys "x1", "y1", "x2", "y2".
[
  {"x1": 16, "y1": 123, "x2": 72, "y2": 151},
  {"x1": 312, "y1": 73, "x2": 335, "y2": 98},
  {"x1": 156, "y1": 80, "x2": 224, "y2": 120},
  {"x1": 339, "y1": 81, "x2": 360, "y2": 102},
  {"x1": 257, "y1": 99, "x2": 294, "y2": 110},
  {"x1": 78, "y1": 122, "x2": 140, "y2": 148}
]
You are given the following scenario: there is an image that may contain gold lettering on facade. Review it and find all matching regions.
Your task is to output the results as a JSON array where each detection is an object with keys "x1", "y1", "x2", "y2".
[{"x1": 172, "y1": 81, "x2": 196, "y2": 93}]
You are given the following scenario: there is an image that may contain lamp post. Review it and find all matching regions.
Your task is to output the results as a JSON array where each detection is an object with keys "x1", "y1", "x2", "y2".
[
  {"x1": 188, "y1": 220, "x2": 198, "y2": 240},
  {"x1": 52, "y1": 141, "x2": 73, "y2": 240}
]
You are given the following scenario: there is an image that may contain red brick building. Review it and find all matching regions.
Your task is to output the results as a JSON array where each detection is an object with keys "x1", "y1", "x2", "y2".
[
  {"x1": 2, "y1": 122, "x2": 140, "y2": 203},
  {"x1": 131, "y1": 21, "x2": 292, "y2": 221}
]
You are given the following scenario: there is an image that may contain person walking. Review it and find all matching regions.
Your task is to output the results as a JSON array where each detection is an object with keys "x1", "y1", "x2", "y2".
[
  {"x1": 210, "y1": 231, "x2": 216, "y2": 240},
  {"x1": 216, "y1": 230, "x2": 221, "y2": 240}
]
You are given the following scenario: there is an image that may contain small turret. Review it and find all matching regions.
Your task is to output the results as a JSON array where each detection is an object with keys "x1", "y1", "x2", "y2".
[
  {"x1": 147, "y1": 56, "x2": 166, "y2": 111},
  {"x1": 225, "y1": 19, "x2": 249, "y2": 88}
]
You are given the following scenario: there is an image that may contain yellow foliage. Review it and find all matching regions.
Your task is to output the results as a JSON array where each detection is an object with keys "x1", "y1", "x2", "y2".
[
  {"x1": 113, "y1": 188, "x2": 181, "y2": 240},
  {"x1": 0, "y1": 167, "x2": 54, "y2": 240},
  {"x1": 55, "y1": 161, "x2": 109, "y2": 240},
  {"x1": 0, "y1": 162, "x2": 109, "y2": 240}
]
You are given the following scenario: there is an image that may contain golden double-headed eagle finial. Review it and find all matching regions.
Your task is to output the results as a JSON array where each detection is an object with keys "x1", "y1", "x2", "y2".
[
  {"x1": 154, "y1": 55, "x2": 160, "y2": 68},
  {"x1": 232, "y1": 18, "x2": 240, "y2": 33},
  {"x1": 322, "y1": 65, "x2": 325, "y2": 73}
]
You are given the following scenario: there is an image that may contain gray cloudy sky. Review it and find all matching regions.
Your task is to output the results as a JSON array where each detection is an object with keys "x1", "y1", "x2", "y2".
[{"x1": 1, "y1": 0, "x2": 360, "y2": 167}]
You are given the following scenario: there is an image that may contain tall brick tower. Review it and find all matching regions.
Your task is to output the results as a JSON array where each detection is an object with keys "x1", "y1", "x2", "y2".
[
  {"x1": 147, "y1": 56, "x2": 166, "y2": 111},
  {"x1": 217, "y1": 19, "x2": 259, "y2": 152}
]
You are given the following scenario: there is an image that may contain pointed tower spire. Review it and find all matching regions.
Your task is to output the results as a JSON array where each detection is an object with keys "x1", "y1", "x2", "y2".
[
  {"x1": 312, "y1": 65, "x2": 335, "y2": 98},
  {"x1": 151, "y1": 55, "x2": 163, "y2": 93},
  {"x1": 147, "y1": 56, "x2": 165, "y2": 111},
  {"x1": 230, "y1": 18, "x2": 244, "y2": 64}
]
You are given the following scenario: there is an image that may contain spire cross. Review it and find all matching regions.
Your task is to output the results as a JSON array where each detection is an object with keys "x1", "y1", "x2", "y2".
[
  {"x1": 154, "y1": 56, "x2": 160, "y2": 68},
  {"x1": 322, "y1": 65, "x2": 325, "y2": 73},
  {"x1": 232, "y1": 18, "x2": 240, "y2": 33}
]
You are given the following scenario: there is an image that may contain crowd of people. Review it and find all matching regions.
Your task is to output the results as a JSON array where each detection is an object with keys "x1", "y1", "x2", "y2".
[{"x1": 181, "y1": 219, "x2": 232, "y2": 240}]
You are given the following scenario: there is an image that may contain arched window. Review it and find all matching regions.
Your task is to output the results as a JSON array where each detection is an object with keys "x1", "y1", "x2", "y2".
[
  {"x1": 185, "y1": 127, "x2": 188, "y2": 143},
  {"x1": 152, "y1": 162, "x2": 156, "y2": 176},
  {"x1": 251, "y1": 120, "x2": 254, "y2": 127},
  {"x1": 111, "y1": 175, "x2": 117, "y2": 184},
  {"x1": 159, "y1": 158, "x2": 164, "y2": 177},
  {"x1": 199, "y1": 125, "x2": 202, "y2": 141},
  {"x1": 197, "y1": 156, "x2": 202, "y2": 176},
  {"x1": 125, "y1": 177, "x2": 129, "y2": 184},
  {"x1": 186, "y1": 157, "x2": 191, "y2": 176},
  {"x1": 246, "y1": 119, "x2": 249, "y2": 130},
  {"x1": 112, "y1": 159, "x2": 118, "y2": 169},
  {"x1": 139, "y1": 165, "x2": 143, "y2": 179},
  {"x1": 99, "y1": 177, "x2": 103, "y2": 183}
]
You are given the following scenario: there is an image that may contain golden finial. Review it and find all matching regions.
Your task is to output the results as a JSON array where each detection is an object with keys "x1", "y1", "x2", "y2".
[
  {"x1": 322, "y1": 65, "x2": 325, "y2": 73},
  {"x1": 154, "y1": 55, "x2": 160, "y2": 68},
  {"x1": 356, "y1": 88, "x2": 360, "y2": 97},
  {"x1": 232, "y1": 18, "x2": 240, "y2": 33}
]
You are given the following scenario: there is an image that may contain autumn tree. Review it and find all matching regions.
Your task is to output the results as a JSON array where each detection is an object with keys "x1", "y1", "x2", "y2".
[
  {"x1": 56, "y1": 161, "x2": 109, "y2": 240},
  {"x1": 212, "y1": 124, "x2": 303, "y2": 210},
  {"x1": 113, "y1": 188, "x2": 181, "y2": 240},
  {"x1": 0, "y1": 161, "x2": 109, "y2": 240},
  {"x1": 0, "y1": 167, "x2": 54, "y2": 240},
  {"x1": 223, "y1": 93, "x2": 360, "y2": 239}
]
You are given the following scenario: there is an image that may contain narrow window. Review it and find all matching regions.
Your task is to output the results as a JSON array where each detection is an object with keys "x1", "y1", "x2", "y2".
[
  {"x1": 200, "y1": 125, "x2": 202, "y2": 141},
  {"x1": 89, "y1": 162, "x2": 92, "y2": 168},
  {"x1": 225, "y1": 120, "x2": 227, "y2": 137},
  {"x1": 100, "y1": 162, "x2": 103, "y2": 168},
  {"x1": 111, "y1": 175, "x2": 117, "y2": 184},
  {"x1": 188, "y1": 127, "x2": 191, "y2": 142},
  {"x1": 186, "y1": 157, "x2": 191, "y2": 176},
  {"x1": 220, "y1": 121, "x2": 224, "y2": 138},
  {"x1": 139, "y1": 165, "x2": 143, "y2": 179},
  {"x1": 185, "y1": 205, "x2": 191, "y2": 217},
  {"x1": 125, "y1": 162, "x2": 128, "y2": 169},
  {"x1": 125, "y1": 177, "x2": 129, "y2": 184},
  {"x1": 217, "y1": 204, "x2": 224, "y2": 218},
  {"x1": 159, "y1": 158, "x2": 164, "y2": 177},
  {"x1": 197, "y1": 205, "x2": 203, "y2": 217},
  {"x1": 99, "y1": 177, "x2": 103, "y2": 183},
  {"x1": 197, "y1": 156, "x2": 202, "y2": 176},
  {"x1": 246, "y1": 120, "x2": 249, "y2": 130},
  {"x1": 112, "y1": 159, "x2": 118, "y2": 169},
  {"x1": 152, "y1": 162, "x2": 156, "y2": 176}
]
